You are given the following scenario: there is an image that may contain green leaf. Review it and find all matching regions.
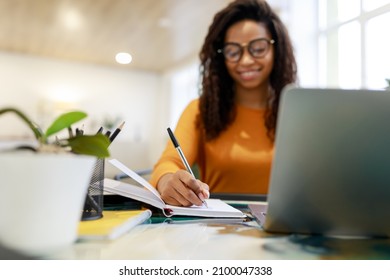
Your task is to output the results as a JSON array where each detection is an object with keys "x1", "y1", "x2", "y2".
[
  {"x1": 67, "y1": 134, "x2": 110, "y2": 158},
  {"x1": 0, "y1": 107, "x2": 44, "y2": 141},
  {"x1": 45, "y1": 111, "x2": 87, "y2": 138}
]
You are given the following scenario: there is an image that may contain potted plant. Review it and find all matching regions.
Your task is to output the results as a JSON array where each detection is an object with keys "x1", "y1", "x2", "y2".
[{"x1": 0, "y1": 107, "x2": 110, "y2": 256}]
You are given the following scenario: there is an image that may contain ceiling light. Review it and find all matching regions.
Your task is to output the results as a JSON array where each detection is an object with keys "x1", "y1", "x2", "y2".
[
  {"x1": 115, "y1": 52, "x2": 132, "y2": 64},
  {"x1": 60, "y1": 9, "x2": 83, "y2": 30}
]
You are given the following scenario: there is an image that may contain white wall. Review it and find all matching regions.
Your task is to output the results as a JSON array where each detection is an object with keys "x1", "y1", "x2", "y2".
[
  {"x1": 0, "y1": 51, "x2": 162, "y2": 177},
  {"x1": 150, "y1": 58, "x2": 201, "y2": 168}
]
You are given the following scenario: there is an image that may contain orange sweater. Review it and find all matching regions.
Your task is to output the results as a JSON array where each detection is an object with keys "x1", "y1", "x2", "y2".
[{"x1": 150, "y1": 99, "x2": 274, "y2": 194}]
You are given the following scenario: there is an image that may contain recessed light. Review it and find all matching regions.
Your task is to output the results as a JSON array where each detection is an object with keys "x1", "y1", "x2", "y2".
[
  {"x1": 115, "y1": 52, "x2": 132, "y2": 64},
  {"x1": 60, "y1": 8, "x2": 83, "y2": 30}
]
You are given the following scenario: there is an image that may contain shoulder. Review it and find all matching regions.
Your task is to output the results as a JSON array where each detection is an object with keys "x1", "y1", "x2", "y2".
[
  {"x1": 175, "y1": 98, "x2": 200, "y2": 125},
  {"x1": 186, "y1": 98, "x2": 199, "y2": 111},
  {"x1": 182, "y1": 98, "x2": 200, "y2": 116}
]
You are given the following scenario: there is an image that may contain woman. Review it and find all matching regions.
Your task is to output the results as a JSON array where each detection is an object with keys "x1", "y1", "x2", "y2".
[{"x1": 150, "y1": 0, "x2": 297, "y2": 206}]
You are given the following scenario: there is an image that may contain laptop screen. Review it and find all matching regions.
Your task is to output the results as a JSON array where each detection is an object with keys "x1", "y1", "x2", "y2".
[{"x1": 264, "y1": 86, "x2": 390, "y2": 237}]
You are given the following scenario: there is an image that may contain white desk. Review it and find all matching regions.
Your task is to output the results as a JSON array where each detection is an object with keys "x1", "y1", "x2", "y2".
[
  {"x1": 48, "y1": 211, "x2": 390, "y2": 260},
  {"x1": 51, "y1": 221, "x2": 315, "y2": 260}
]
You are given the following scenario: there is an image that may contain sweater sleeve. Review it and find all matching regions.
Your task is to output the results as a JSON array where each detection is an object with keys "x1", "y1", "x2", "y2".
[{"x1": 149, "y1": 99, "x2": 200, "y2": 187}]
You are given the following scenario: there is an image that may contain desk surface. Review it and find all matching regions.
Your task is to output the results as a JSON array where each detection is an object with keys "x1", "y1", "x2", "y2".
[{"x1": 47, "y1": 202, "x2": 390, "y2": 260}]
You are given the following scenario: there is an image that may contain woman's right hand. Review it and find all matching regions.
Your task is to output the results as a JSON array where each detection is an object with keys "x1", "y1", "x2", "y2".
[{"x1": 156, "y1": 170, "x2": 210, "y2": 207}]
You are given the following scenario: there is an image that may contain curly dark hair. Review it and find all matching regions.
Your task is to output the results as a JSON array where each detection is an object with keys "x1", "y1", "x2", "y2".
[{"x1": 198, "y1": 0, "x2": 297, "y2": 141}]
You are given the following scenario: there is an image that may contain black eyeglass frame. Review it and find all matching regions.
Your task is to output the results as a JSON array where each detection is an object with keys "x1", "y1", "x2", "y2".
[{"x1": 217, "y1": 38, "x2": 275, "y2": 62}]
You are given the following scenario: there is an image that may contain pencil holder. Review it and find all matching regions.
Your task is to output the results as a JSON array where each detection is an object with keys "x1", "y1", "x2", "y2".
[{"x1": 81, "y1": 158, "x2": 104, "y2": 221}]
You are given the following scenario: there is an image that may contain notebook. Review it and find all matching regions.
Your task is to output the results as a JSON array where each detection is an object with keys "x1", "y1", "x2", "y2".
[
  {"x1": 104, "y1": 159, "x2": 246, "y2": 219},
  {"x1": 254, "y1": 86, "x2": 390, "y2": 238},
  {"x1": 78, "y1": 209, "x2": 152, "y2": 240}
]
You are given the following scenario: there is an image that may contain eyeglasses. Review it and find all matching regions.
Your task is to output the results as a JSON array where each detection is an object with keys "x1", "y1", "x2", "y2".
[{"x1": 217, "y1": 38, "x2": 275, "y2": 63}]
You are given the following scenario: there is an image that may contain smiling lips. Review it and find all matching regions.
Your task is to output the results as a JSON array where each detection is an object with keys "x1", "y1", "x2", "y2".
[{"x1": 238, "y1": 69, "x2": 261, "y2": 81}]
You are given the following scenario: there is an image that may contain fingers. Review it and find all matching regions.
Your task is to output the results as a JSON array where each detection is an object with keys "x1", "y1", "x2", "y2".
[
  {"x1": 167, "y1": 175, "x2": 200, "y2": 206},
  {"x1": 197, "y1": 179, "x2": 210, "y2": 199},
  {"x1": 176, "y1": 170, "x2": 210, "y2": 206},
  {"x1": 157, "y1": 172, "x2": 196, "y2": 206},
  {"x1": 157, "y1": 171, "x2": 210, "y2": 207}
]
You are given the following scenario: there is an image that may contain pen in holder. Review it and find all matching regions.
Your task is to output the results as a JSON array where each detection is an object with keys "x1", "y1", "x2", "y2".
[{"x1": 81, "y1": 158, "x2": 104, "y2": 220}]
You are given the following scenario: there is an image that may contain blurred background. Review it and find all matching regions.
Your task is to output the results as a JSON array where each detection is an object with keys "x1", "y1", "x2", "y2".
[{"x1": 0, "y1": 0, "x2": 389, "y2": 177}]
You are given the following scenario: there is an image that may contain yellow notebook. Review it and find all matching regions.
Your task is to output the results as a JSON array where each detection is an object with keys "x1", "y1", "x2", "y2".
[{"x1": 78, "y1": 209, "x2": 152, "y2": 240}]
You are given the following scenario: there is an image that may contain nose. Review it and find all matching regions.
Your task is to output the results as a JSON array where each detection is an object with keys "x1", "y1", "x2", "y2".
[{"x1": 239, "y1": 48, "x2": 255, "y2": 65}]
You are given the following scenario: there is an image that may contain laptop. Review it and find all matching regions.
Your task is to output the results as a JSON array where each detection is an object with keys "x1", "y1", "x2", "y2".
[{"x1": 251, "y1": 86, "x2": 390, "y2": 238}]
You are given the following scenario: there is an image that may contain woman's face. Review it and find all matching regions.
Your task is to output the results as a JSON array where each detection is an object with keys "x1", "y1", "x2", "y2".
[{"x1": 223, "y1": 20, "x2": 274, "y2": 91}]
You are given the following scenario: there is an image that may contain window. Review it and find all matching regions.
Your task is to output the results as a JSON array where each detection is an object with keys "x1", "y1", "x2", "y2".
[
  {"x1": 318, "y1": 0, "x2": 390, "y2": 89},
  {"x1": 366, "y1": 12, "x2": 390, "y2": 89}
]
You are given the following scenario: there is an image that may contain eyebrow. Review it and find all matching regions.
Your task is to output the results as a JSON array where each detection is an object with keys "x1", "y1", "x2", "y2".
[{"x1": 224, "y1": 37, "x2": 271, "y2": 44}]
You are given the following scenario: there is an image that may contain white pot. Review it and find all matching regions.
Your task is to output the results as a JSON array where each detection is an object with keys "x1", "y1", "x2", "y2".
[{"x1": 0, "y1": 152, "x2": 95, "y2": 256}]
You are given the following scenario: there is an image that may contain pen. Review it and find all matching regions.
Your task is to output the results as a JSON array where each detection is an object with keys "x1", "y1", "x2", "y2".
[
  {"x1": 79, "y1": 124, "x2": 84, "y2": 135},
  {"x1": 96, "y1": 126, "x2": 103, "y2": 134},
  {"x1": 167, "y1": 127, "x2": 208, "y2": 208},
  {"x1": 77, "y1": 126, "x2": 84, "y2": 136},
  {"x1": 67, "y1": 126, "x2": 74, "y2": 138},
  {"x1": 109, "y1": 121, "x2": 125, "y2": 143}
]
